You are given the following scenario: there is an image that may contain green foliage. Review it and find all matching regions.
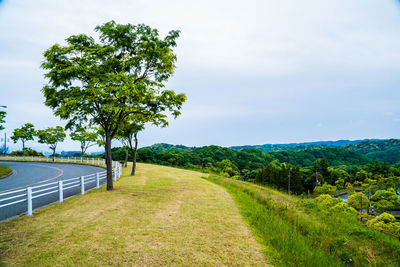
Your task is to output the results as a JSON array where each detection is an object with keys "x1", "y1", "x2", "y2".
[
  {"x1": 41, "y1": 21, "x2": 185, "y2": 134},
  {"x1": 206, "y1": 175, "x2": 400, "y2": 266},
  {"x1": 10, "y1": 149, "x2": 44, "y2": 157},
  {"x1": 315, "y1": 194, "x2": 341, "y2": 208},
  {"x1": 41, "y1": 21, "x2": 186, "y2": 190},
  {"x1": 10, "y1": 123, "x2": 36, "y2": 156},
  {"x1": 344, "y1": 139, "x2": 400, "y2": 164},
  {"x1": 36, "y1": 126, "x2": 66, "y2": 159},
  {"x1": 347, "y1": 192, "x2": 370, "y2": 211},
  {"x1": 267, "y1": 148, "x2": 372, "y2": 167},
  {"x1": 0, "y1": 110, "x2": 5, "y2": 131},
  {"x1": 314, "y1": 183, "x2": 337, "y2": 195},
  {"x1": 370, "y1": 189, "x2": 400, "y2": 213},
  {"x1": 70, "y1": 127, "x2": 98, "y2": 155},
  {"x1": 355, "y1": 169, "x2": 370, "y2": 181},
  {"x1": 335, "y1": 178, "x2": 345, "y2": 190},
  {"x1": 367, "y1": 213, "x2": 400, "y2": 236}
]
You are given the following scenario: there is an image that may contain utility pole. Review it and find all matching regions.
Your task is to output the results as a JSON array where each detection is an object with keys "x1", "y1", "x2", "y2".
[
  {"x1": 0, "y1": 105, "x2": 6, "y2": 155},
  {"x1": 288, "y1": 171, "x2": 291, "y2": 195},
  {"x1": 3, "y1": 132, "x2": 6, "y2": 155}
]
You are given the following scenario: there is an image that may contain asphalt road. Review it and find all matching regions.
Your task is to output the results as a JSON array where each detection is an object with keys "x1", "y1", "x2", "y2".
[{"x1": 0, "y1": 161, "x2": 106, "y2": 221}]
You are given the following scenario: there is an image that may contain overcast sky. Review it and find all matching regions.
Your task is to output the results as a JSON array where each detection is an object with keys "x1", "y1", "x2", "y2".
[{"x1": 1, "y1": 0, "x2": 400, "y2": 153}]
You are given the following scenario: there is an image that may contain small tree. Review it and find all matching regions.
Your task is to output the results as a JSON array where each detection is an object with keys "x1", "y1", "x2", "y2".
[
  {"x1": 347, "y1": 192, "x2": 370, "y2": 212},
  {"x1": 314, "y1": 183, "x2": 337, "y2": 195},
  {"x1": 70, "y1": 127, "x2": 98, "y2": 156},
  {"x1": 37, "y1": 126, "x2": 66, "y2": 161},
  {"x1": 10, "y1": 123, "x2": 36, "y2": 159}
]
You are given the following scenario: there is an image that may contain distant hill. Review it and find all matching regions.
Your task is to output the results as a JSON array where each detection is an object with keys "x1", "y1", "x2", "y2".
[
  {"x1": 144, "y1": 143, "x2": 195, "y2": 152},
  {"x1": 230, "y1": 139, "x2": 384, "y2": 152},
  {"x1": 343, "y1": 139, "x2": 400, "y2": 164},
  {"x1": 143, "y1": 139, "x2": 400, "y2": 164}
]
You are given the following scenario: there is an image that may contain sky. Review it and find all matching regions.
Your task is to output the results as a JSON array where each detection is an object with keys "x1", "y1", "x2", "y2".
[{"x1": 1, "y1": 0, "x2": 400, "y2": 153}]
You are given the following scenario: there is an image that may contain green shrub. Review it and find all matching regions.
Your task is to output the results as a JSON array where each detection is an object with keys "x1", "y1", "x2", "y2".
[{"x1": 10, "y1": 149, "x2": 44, "y2": 157}]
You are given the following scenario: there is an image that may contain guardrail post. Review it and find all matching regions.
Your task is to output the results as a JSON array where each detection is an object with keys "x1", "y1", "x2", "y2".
[
  {"x1": 46, "y1": 156, "x2": 49, "y2": 162},
  {"x1": 59, "y1": 180, "x2": 63, "y2": 203},
  {"x1": 113, "y1": 170, "x2": 116, "y2": 181},
  {"x1": 96, "y1": 173, "x2": 100, "y2": 188},
  {"x1": 14, "y1": 156, "x2": 16, "y2": 161},
  {"x1": 31, "y1": 156, "x2": 33, "y2": 161},
  {"x1": 81, "y1": 176, "x2": 85, "y2": 195},
  {"x1": 27, "y1": 187, "x2": 33, "y2": 216}
]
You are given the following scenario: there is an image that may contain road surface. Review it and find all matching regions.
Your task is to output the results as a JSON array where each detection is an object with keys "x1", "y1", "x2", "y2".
[{"x1": 0, "y1": 161, "x2": 105, "y2": 221}]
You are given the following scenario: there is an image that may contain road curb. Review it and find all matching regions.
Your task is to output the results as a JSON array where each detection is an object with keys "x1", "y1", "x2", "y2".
[{"x1": 0, "y1": 170, "x2": 14, "y2": 180}]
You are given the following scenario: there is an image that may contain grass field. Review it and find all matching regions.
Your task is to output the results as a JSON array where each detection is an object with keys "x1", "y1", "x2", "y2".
[
  {"x1": 0, "y1": 163, "x2": 268, "y2": 266},
  {"x1": 0, "y1": 165, "x2": 12, "y2": 178},
  {"x1": 205, "y1": 175, "x2": 400, "y2": 266}
]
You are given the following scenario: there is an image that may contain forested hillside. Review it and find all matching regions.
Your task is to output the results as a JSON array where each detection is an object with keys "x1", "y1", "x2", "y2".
[
  {"x1": 230, "y1": 139, "x2": 382, "y2": 152},
  {"x1": 343, "y1": 139, "x2": 400, "y2": 164}
]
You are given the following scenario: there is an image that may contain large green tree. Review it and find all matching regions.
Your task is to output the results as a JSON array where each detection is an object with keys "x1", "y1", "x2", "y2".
[
  {"x1": 11, "y1": 123, "x2": 36, "y2": 158},
  {"x1": 37, "y1": 126, "x2": 66, "y2": 161},
  {"x1": 41, "y1": 21, "x2": 186, "y2": 190},
  {"x1": 70, "y1": 127, "x2": 98, "y2": 156}
]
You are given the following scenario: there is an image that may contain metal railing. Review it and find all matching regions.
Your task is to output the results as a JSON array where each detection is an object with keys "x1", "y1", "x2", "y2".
[
  {"x1": 0, "y1": 156, "x2": 122, "y2": 221},
  {"x1": 0, "y1": 155, "x2": 108, "y2": 166}
]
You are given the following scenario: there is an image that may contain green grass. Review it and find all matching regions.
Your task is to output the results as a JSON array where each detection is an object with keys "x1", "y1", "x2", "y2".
[
  {"x1": 205, "y1": 175, "x2": 400, "y2": 267},
  {"x1": 0, "y1": 165, "x2": 12, "y2": 177},
  {"x1": 0, "y1": 163, "x2": 267, "y2": 266}
]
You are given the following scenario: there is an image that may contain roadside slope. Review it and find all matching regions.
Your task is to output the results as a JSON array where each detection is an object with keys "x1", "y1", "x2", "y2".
[{"x1": 0, "y1": 163, "x2": 267, "y2": 266}]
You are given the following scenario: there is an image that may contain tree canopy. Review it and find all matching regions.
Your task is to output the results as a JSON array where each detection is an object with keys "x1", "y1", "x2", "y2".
[
  {"x1": 11, "y1": 123, "x2": 36, "y2": 157},
  {"x1": 70, "y1": 127, "x2": 98, "y2": 156},
  {"x1": 37, "y1": 126, "x2": 66, "y2": 161}
]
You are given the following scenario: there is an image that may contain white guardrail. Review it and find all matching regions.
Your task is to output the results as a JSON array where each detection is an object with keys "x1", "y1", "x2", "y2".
[{"x1": 0, "y1": 156, "x2": 122, "y2": 220}]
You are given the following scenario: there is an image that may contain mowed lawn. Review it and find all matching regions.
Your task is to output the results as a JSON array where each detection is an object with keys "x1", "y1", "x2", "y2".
[{"x1": 0, "y1": 163, "x2": 267, "y2": 266}]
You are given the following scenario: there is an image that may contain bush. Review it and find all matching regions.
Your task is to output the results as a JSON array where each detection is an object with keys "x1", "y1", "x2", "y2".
[
  {"x1": 347, "y1": 192, "x2": 370, "y2": 211},
  {"x1": 314, "y1": 183, "x2": 337, "y2": 195},
  {"x1": 10, "y1": 149, "x2": 44, "y2": 157},
  {"x1": 315, "y1": 194, "x2": 341, "y2": 208},
  {"x1": 367, "y1": 213, "x2": 400, "y2": 236}
]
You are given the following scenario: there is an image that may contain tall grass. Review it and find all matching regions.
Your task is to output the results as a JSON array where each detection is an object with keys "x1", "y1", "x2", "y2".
[{"x1": 205, "y1": 175, "x2": 400, "y2": 266}]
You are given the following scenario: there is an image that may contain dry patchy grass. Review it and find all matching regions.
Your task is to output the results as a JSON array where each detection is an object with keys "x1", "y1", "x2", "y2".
[{"x1": 0, "y1": 163, "x2": 268, "y2": 266}]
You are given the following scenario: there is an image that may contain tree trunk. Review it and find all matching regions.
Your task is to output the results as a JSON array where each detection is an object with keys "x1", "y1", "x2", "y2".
[
  {"x1": 22, "y1": 141, "x2": 25, "y2": 160},
  {"x1": 130, "y1": 133, "x2": 138, "y2": 176},
  {"x1": 105, "y1": 132, "x2": 113, "y2": 190},
  {"x1": 52, "y1": 149, "x2": 55, "y2": 162},
  {"x1": 124, "y1": 148, "x2": 128, "y2": 167}
]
